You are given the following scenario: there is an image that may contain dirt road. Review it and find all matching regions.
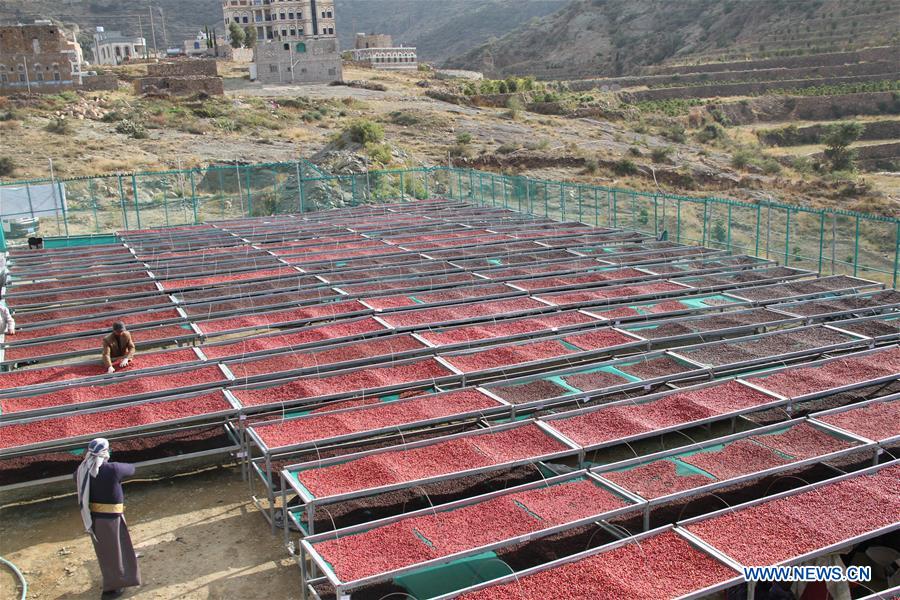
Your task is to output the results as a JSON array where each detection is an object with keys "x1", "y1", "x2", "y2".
[{"x1": 0, "y1": 467, "x2": 300, "y2": 600}]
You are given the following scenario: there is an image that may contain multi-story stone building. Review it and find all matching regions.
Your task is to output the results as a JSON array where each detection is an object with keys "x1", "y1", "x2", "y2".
[
  {"x1": 0, "y1": 21, "x2": 83, "y2": 92},
  {"x1": 222, "y1": 0, "x2": 335, "y2": 42}
]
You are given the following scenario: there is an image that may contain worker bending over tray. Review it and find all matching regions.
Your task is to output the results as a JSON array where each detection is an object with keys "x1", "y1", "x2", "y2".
[{"x1": 102, "y1": 321, "x2": 135, "y2": 374}]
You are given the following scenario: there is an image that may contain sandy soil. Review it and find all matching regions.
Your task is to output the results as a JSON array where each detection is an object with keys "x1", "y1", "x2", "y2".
[{"x1": 0, "y1": 467, "x2": 300, "y2": 600}]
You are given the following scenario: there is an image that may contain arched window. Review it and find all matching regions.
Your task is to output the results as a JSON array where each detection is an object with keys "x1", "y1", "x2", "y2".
[{"x1": 295, "y1": 42, "x2": 306, "y2": 53}]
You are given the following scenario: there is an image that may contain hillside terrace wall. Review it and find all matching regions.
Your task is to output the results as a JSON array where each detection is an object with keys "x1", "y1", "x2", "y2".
[
  {"x1": 568, "y1": 60, "x2": 899, "y2": 92},
  {"x1": 709, "y1": 91, "x2": 900, "y2": 125},
  {"x1": 645, "y1": 46, "x2": 900, "y2": 76},
  {"x1": 758, "y1": 119, "x2": 900, "y2": 146},
  {"x1": 623, "y1": 73, "x2": 899, "y2": 102}
]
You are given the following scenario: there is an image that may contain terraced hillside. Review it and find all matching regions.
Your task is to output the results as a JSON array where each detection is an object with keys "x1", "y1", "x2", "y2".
[{"x1": 448, "y1": 0, "x2": 900, "y2": 78}]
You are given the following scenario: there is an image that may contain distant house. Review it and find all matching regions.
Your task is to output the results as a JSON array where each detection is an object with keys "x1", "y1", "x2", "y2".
[
  {"x1": 350, "y1": 46, "x2": 417, "y2": 70},
  {"x1": 93, "y1": 27, "x2": 146, "y2": 65},
  {"x1": 254, "y1": 37, "x2": 341, "y2": 84},
  {"x1": 0, "y1": 21, "x2": 84, "y2": 92}
]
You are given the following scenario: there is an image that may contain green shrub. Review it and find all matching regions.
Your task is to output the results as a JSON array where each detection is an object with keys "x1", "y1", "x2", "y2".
[
  {"x1": 613, "y1": 159, "x2": 638, "y2": 175},
  {"x1": 661, "y1": 124, "x2": 687, "y2": 143},
  {"x1": 505, "y1": 97, "x2": 523, "y2": 120},
  {"x1": 651, "y1": 146, "x2": 673, "y2": 163},
  {"x1": 346, "y1": 119, "x2": 384, "y2": 144},
  {"x1": 731, "y1": 150, "x2": 751, "y2": 169},
  {"x1": 45, "y1": 117, "x2": 72, "y2": 134},
  {"x1": 524, "y1": 139, "x2": 550, "y2": 151},
  {"x1": 115, "y1": 119, "x2": 148, "y2": 139},
  {"x1": 0, "y1": 156, "x2": 15, "y2": 177},
  {"x1": 695, "y1": 122, "x2": 725, "y2": 143},
  {"x1": 760, "y1": 158, "x2": 782, "y2": 175},
  {"x1": 212, "y1": 117, "x2": 242, "y2": 132},
  {"x1": 456, "y1": 132, "x2": 473, "y2": 145},
  {"x1": 365, "y1": 143, "x2": 393, "y2": 165},
  {"x1": 628, "y1": 147, "x2": 642, "y2": 157},
  {"x1": 497, "y1": 142, "x2": 521, "y2": 154},
  {"x1": 448, "y1": 143, "x2": 473, "y2": 158},
  {"x1": 192, "y1": 103, "x2": 227, "y2": 119},
  {"x1": 389, "y1": 111, "x2": 420, "y2": 126}
]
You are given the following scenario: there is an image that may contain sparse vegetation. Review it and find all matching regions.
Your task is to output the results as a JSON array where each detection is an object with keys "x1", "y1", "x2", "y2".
[
  {"x1": 45, "y1": 117, "x2": 72, "y2": 135},
  {"x1": 650, "y1": 146, "x2": 674, "y2": 163},
  {"x1": 613, "y1": 159, "x2": 639, "y2": 175},
  {"x1": 695, "y1": 123, "x2": 726, "y2": 143},
  {"x1": 346, "y1": 119, "x2": 385, "y2": 145},
  {"x1": 0, "y1": 156, "x2": 15, "y2": 177},
  {"x1": 505, "y1": 97, "x2": 524, "y2": 120},
  {"x1": 822, "y1": 122, "x2": 864, "y2": 171},
  {"x1": 115, "y1": 119, "x2": 148, "y2": 139}
]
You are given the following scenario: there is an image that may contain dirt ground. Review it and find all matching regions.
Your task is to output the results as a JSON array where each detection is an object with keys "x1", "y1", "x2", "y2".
[{"x1": 0, "y1": 466, "x2": 300, "y2": 600}]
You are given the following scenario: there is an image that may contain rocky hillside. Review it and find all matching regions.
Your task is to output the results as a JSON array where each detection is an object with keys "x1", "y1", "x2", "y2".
[
  {"x1": 335, "y1": 0, "x2": 565, "y2": 62},
  {"x1": 0, "y1": 0, "x2": 563, "y2": 63},
  {"x1": 446, "y1": 0, "x2": 900, "y2": 78}
]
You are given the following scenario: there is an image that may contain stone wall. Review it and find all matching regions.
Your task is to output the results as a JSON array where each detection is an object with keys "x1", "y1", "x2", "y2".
[
  {"x1": 80, "y1": 73, "x2": 119, "y2": 92},
  {"x1": 147, "y1": 59, "x2": 218, "y2": 78},
  {"x1": 134, "y1": 75, "x2": 224, "y2": 96}
]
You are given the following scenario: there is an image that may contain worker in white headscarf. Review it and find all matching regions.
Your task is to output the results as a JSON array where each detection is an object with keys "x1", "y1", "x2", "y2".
[
  {"x1": 0, "y1": 290, "x2": 14, "y2": 336},
  {"x1": 74, "y1": 438, "x2": 141, "y2": 599}
]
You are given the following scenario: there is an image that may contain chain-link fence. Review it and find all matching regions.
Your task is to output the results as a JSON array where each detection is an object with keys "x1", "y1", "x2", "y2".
[{"x1": 1, "y1": 163, "x2": 897, "y2": 286}]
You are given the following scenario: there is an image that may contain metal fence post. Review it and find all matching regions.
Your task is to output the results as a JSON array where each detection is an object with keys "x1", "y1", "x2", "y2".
[
  {"x1": 676, "y1": 198, "x2": 681, "y2": 242},
  {"x1": 726, "y1": 204, "x2": 732, "y2": 251},
  {"x1": 559, "y1": 182, "x2": 565, "y2": 220},
  {"x1": 612, "y1": 190, "x2": 617, "y2": 227},
  {"x1": 578, "y1": 186, "x2": 583, "y2": 223},
  {"x1": 817, "y1": 212, "x2": 826, "y2": 275},
  {"x1": 245, "y1": 167, "x2": 253, "y2": 217},
  {"x1": 400, "y1": 171, "x2": 405, "y2": 202},
  {"x1": 853, "y1": 215, "x2": 860, "y2": 276},
  {"x1": 755, "y1": 204, "x2": 761, "y2": 256},
  {"x1": 701, "y1": 199, "x2": 708, "y2": 247},
  {"x1": 784, "y1": 208, "x2": 791, "y2": 266},
  {"x1": 130, "y1": 174, "x2": 141, "y2": 229},
  {"x1": 89, "y1": 178, "x2": 100, "y2": 234},
  {"x1": 297, "y1": 160, "x2": 303, "y2": 213},
  {"x1": 893, "y1": 221, "x2": 899, "y2": 288},
  {"x1": 189, "y1": 170, "x2": 199, "y2": 224},
  {"x1": 543, "y1": 183, "x2": 548, "y2": 217},
  {"x1": 653, "y1": 194, "x2": 659, "y2": 237},
  {"x1": 217, "y1": 169, "x2": 226, "y2": 219},
  {"x1": 117, "y1": 175, "x2": 129, "y2": 230},
  {"x1": 163, "y1": 191, "x2": 170, "y2": 227}
]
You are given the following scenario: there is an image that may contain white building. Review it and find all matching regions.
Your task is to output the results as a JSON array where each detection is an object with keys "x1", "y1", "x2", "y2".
[
  {"x1": 350, "y1": 46, "x2": 417, "y2": 70},
  {"x1": 223, "y1": 0, "x2": 335, "y2": 43},
  {"x1": 92, "y1": 27, "x2": 146, "y2": 65}
]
